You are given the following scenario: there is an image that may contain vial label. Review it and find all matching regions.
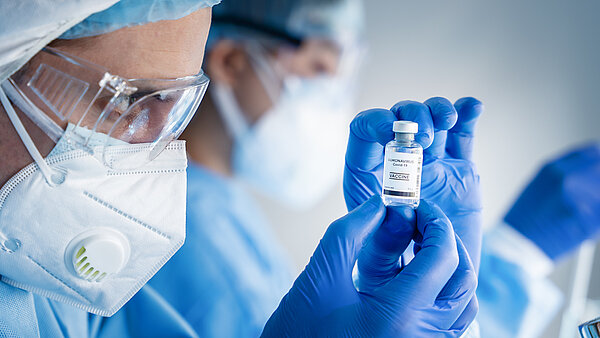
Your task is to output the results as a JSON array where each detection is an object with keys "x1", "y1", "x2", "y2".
[{"x1": 382, "y1": 152, "x2": 422, "y2": 199}]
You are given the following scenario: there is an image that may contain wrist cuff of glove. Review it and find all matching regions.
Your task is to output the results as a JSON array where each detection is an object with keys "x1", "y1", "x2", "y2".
[{"x1": 488, "y1": 221, "x2": 554, "y2": 277}]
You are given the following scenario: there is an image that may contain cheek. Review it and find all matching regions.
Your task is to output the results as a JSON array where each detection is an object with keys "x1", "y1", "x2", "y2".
[
  {"x1": 233, "y1": 67, "x2": 274, "y2": 125},
  {"x1": 0, "y1": 106, "x2": 56, "y2": 188}
]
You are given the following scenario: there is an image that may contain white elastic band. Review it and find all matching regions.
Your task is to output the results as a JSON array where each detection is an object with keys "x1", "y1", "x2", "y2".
[
  {"x1": 212, "y1": 42, "x2": 280, "y2": 141},
  {"x1": 210, "y1": 82, "x2": 250, "y2": 140},
  {"x1": 244, "y1": 42, "x2": 282, "y2": 103},
  {"x1": 0, "y1": 87, "x2": 57, "y2": 185},
  {"x1": 1, "y1": 80, "x2": 63, "y2": 143}
]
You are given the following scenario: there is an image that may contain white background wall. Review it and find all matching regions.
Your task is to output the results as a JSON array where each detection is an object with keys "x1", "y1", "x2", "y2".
[{"x1": 256, "y1": 1, "x2": 600, "y2": 336}]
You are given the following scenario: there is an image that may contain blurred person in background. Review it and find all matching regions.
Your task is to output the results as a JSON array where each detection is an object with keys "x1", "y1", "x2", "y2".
[{"x1": 147, "y1": 0, "x2": 368, "y2": 335}]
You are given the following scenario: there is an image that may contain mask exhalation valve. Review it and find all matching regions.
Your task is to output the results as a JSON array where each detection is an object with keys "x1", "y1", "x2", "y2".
[{"x1": 66, "y1": 228, "x2": 130, "y2": 282}]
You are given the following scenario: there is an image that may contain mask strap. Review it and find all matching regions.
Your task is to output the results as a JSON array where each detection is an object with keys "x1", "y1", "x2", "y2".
[
  {"x1": 210, "y1": 82, "x2": 250, "y2": 141},
  {"x1": 0, "y1": 86, "x2": 60, "y2": 186},
  {"x1": 212, "y1": 42, "x2": 284, "y2": 141},
  {"x1": 244, "y1": 42, "x2": 283, "y2": 104},
  {"x1": 1, "y1": 79, "x2": 63, "y2": 143}
]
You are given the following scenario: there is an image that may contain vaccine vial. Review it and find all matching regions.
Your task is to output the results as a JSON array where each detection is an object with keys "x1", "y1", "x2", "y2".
[{"x1": 382, "y1": 121, "x2": 423, "y2": 208}]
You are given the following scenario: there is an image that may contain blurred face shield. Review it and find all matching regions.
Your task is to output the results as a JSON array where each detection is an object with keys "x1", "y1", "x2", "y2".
[{"x1": 3, "y1": 47, "x2": 210, "y2": 169}]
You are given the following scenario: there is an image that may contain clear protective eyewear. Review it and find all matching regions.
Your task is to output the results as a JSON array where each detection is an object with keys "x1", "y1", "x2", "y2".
[{"x1": 2, "y1": 47, "x2": 209, "y2": 169}]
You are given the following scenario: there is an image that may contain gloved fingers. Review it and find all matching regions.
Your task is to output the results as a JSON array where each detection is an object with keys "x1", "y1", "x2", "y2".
[
  {"x1": 565, "y1": 142, "x2": 600, "y2": 160},
  {"x1": 534, "y1": 142, "x2": 600, "y2": 207},
  {"x1": 433, "y1": 233, "x2": 478, "y2": 328},
  {"x1": 558, "y1": 144, "x2": 600, "y2": 234},
  {"x1": 557, "y1": 142, "x2": 600, "y2": 163},
  {"x1": 423, "y1": 97, "x2": 459, "y2": 130},
  {"x1": 322, "y1": 195, "x2": 387, "y2": 277},
  {"x1": 386, "y1": 200, "x2": 459, "y2": 303},
  {"x1": 344, "y1": 108, "x2": 398, "y2": 210},
  {"x1": 357, "y1": 205, "x2": 417, "y2": 291},
  {"x1": 423, "y1": 97, "x2": 458, "y2": 159},
  {"x1": 450, "y1": 297, "x2": 479, "y2": 334},
  {"x1": 450, "y1": 212, "x2": 483, "y2": 272},
  {"x1": 547, "y1": 142, "x2": 600, "y2": 174},
  {"x1": 425, "y1": 296, "x2": 479, "y2": 336},
  {"x1": 270, "y1": 196, "x2": 386, "y2": 329},
  {"x1": 505, "y1": 142, "x2": 600, "y2": 261},
  {"x1": 446, "y1": 97, "x2": 483, "y2": 161},
  {"x1": 425, "y1": 130, "x2": 448, "y2": 160},
  {"x1": 577, "y1": 161, "x2": 600, "y2": 203},
  {"x1": 390, "y1": 101, "x2": 435, "y2": 148},
  {"x1": 346, "y1": 108, "x2": 397, "y2": 171},
  {"x1": 569, "y1": 146, "x2": 600, "y2": 204},
  {"x1": 343, "y1": 163, "x2": 383, "y2": 211}
]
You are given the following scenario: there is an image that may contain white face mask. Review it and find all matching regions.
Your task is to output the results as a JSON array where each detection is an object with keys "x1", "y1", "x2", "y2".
[
  {"x1": 212, "y1": 74, "x2": 352, "y2": 210},
  {"x1": 0, "y1": 88, "x2": 187, "y2": 317}
]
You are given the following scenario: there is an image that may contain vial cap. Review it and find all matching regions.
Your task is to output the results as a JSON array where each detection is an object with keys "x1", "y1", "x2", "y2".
[{"x1": 393, "y1": 121, "x2": 418, "y2": 134}]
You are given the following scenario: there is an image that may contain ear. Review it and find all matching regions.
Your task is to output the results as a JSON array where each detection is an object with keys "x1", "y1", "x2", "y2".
[{"x1": 205, "y1": 39, "x2": 249, "y2": 86}]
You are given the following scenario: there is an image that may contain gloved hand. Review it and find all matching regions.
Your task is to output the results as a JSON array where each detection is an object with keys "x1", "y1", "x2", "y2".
[
  {"x1": 505, "y1": 143, "x2": 600, "y2": 261},
  {"x1": 344, "y1": 97, "x2": 484, "y2": 269},
  {"x1": 261, "y1": 196, "x2": 478, "y2": 337}
]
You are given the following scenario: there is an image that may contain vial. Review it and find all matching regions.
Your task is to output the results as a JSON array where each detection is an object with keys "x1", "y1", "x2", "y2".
[{"x1": 382, "y1": 121, "x2": 423, "y2": 208}]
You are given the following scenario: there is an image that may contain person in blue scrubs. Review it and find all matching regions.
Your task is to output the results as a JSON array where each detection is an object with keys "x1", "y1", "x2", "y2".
[
  {"x1": 0, "y1": 1, "x2": 218, "y2": 336},
  {"x1": 148, "y1": 163, "x2": 294, "y2": 337}
]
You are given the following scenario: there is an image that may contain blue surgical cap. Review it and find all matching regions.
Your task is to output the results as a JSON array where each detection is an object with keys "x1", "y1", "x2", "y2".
[
  {"x1": 0, "y1": 0, "x2": 222, "y2": 83},
  {"x1": 208, "y1": 0, "x2": 364, "y2": 48},
  {"x1": 0, "y1": 0, "x2": 118, "y2": 83},
  {"x1": 61, "y1": 0, "x2": 222, "y2": 40}
]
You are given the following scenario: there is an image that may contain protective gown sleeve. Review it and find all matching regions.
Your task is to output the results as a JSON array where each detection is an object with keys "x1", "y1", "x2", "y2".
[{"x1": 477, "y1": 222, "x2": 563, "y2": 338}]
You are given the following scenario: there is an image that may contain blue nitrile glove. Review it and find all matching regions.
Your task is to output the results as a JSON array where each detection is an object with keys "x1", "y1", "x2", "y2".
[
  {"x1": 356, "y1": 201, "x2": 479, "y2": 336},
  {"x1": 505, "y1": 143, "x2": 600, "y2": 261},
  {"x1": 261, "y1": 197, "x2": 478, "y2": 337},
  {"x1": 344, "y1": 97, "x2": 484, "y2": 269}
]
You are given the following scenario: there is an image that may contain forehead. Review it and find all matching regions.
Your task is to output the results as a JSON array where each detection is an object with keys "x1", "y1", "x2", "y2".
[{"x1": 49, "y1": 7, "x2": 212, "y2": 79}]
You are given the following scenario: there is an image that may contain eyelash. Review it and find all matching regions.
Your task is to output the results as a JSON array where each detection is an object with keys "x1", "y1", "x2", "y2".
[{"x1": 129, "y1": 92, "x2": 174, "y2": 104}]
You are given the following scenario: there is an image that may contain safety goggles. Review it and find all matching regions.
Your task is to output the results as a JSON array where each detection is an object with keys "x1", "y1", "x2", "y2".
[{"x1": 2, "y1": 47, "x2": 209, "y2": 169}]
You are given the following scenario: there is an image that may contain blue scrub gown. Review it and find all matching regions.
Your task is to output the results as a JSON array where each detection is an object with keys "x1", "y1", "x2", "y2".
[{"x1": 147, "y1": 162, "x2": 294, "y2": 337}]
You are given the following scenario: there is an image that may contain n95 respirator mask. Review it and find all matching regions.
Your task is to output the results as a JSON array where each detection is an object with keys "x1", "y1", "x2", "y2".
[{"x1": 0, "y1": 89, "x2": 188, "y2": 317}]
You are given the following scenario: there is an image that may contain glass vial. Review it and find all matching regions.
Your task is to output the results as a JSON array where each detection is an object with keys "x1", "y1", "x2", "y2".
[{"x1": 382, "y1": 121, "x2": 423, "y2": 208}]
